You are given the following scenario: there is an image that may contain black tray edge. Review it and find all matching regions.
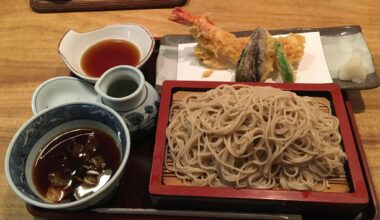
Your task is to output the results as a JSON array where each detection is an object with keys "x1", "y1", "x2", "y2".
[{"x1": 158, "y1": 25, "x2": 379, "y2": 91}]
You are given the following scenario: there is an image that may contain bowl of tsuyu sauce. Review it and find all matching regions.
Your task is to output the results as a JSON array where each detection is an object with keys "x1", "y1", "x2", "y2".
[
  {"x1": 81, "y1": 39, "x2": 141, "y2": 78},
  {"x1": 5, "y1": 102, "x2": 131, "y2": 210},
  {"x1": 58, "y1": 24, "x2": 155, "y2": 83},
  {"x1": 33, "y1": 127, "x2": 121, "y2": 204}
]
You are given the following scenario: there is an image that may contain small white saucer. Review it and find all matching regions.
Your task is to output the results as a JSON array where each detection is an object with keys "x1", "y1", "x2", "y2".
[{"x1": 32, "y1": 76, "x2": 98, "y2": 115}]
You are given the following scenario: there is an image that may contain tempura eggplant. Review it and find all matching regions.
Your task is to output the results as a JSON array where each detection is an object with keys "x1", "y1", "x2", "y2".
[
  {"x1": 235, "y1": 29, "x2": 261, "y2": 82},
  {"x1": 235, "y1": 28, "x2": 273, "y2": 82}
]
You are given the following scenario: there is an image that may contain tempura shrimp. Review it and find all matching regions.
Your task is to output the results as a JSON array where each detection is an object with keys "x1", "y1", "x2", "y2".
[{"x1": 169, "y1": 7, "x2": 249, "y2": 69}]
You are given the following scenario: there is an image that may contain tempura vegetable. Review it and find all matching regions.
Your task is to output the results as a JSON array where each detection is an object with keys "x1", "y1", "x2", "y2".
[
  {"x1": 275, "y1": 41, "x2": 295, "y2": 83},
  {"x1": 169, "y1": 7, "x2": 306, "y2": 82},
  {"x1": 236, "y1": 28, "x2": 271, "y2": 82}
]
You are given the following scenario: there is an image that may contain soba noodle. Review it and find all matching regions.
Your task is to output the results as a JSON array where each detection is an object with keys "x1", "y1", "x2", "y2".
[{"x1": 165, "y1": 85, "x2": 346, "y2": 191}]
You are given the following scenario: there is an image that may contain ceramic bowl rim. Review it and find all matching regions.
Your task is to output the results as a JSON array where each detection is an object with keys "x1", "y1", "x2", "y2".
[
  {"x1": 5, "y1": 101, "x2": 131, "y2": 209},
  {"x1": 31, "y1": 76, "x2": 96, "y2": 115},
  {"x1": 58, "y1": 23, "x2": 155, "y2": 83},
  {"x1": 94, "y1": 65, "x2": 146, "y2": 102}
]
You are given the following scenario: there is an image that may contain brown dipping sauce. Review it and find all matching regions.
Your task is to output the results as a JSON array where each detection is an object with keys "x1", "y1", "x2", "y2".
[
  {"x1": 80, "y1": 39, "x2": 141, "y2": 77},
  {"x1": 33, "y1": 128, "x2": 120, "y2": 203}
]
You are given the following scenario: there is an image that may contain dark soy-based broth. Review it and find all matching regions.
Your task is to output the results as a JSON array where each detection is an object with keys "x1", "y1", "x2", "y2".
[
  {"x1": 33, "y1": 128, "x2": 120, "y2": 203},
  {"x1": 81, "y1": 39, "x2": 141, "y2": 77},
  {"x1": 107, "y1": 79, "x2": 139, "y2": 98}
]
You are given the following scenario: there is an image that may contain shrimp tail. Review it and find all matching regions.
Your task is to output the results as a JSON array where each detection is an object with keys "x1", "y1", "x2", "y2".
[{"x1": 169, "y1": 7, "x2": 197, "y2": 26}]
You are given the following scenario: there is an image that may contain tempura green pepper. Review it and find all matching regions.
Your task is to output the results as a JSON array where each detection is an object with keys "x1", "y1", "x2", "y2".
[{"x1": 274, "y1": 41, "x2": 295, "y2": 83}]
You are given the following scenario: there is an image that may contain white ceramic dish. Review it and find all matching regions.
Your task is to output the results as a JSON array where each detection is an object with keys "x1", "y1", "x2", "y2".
[
  {"x1": 59, "y1": 24, "x2": 155, "y2": 83},
  {"x1": 31, "y1": 76, "x2": 98, "y2": 115}
]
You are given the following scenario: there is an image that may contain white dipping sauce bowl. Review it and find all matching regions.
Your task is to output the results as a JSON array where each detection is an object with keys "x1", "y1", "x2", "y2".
[{"x1": 58, "y1": 24, "x2": 155, "y2": 83}]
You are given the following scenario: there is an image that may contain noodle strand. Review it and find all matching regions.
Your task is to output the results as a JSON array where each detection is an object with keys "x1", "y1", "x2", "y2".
[{"x1": 165, "y1": 85, "x2": 346, "y2": 191}]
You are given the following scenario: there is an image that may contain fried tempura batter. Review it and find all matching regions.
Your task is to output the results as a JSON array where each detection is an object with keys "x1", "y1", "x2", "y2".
[
  {"x1": 169, "y1": 8, "x2": 306, "y2": 81},
  {"x1": 169, "y1": 7, "x2": 249, "y2": 69}
]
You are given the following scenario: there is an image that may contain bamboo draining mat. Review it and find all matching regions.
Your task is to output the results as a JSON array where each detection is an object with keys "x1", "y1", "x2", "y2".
[{"x1": 163, "y1": 90, "x2": 349, "y2": 193}]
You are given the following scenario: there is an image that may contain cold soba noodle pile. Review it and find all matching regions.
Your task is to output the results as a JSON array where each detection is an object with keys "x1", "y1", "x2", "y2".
[{"x1": 165, "y1": 85, "x2": 346, "y2": 191}]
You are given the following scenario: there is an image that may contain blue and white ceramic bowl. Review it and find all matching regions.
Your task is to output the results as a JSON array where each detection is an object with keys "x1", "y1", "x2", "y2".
[{"x1": 5, "y1": 102, "x2": 130, "y2": 210}]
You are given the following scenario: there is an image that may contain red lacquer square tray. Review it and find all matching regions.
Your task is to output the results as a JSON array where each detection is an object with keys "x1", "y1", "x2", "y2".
[
  {"x1": 149, "y1": 80, "x2": 369, "y2": 214},
  {"x1": 26, "y1": 40, "x2": 378, "y2": 220}
]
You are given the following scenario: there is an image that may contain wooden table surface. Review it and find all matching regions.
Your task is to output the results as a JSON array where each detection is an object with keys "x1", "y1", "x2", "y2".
[{"x1": 1, "y1": 0, "x2": 380, "y2": 219}]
